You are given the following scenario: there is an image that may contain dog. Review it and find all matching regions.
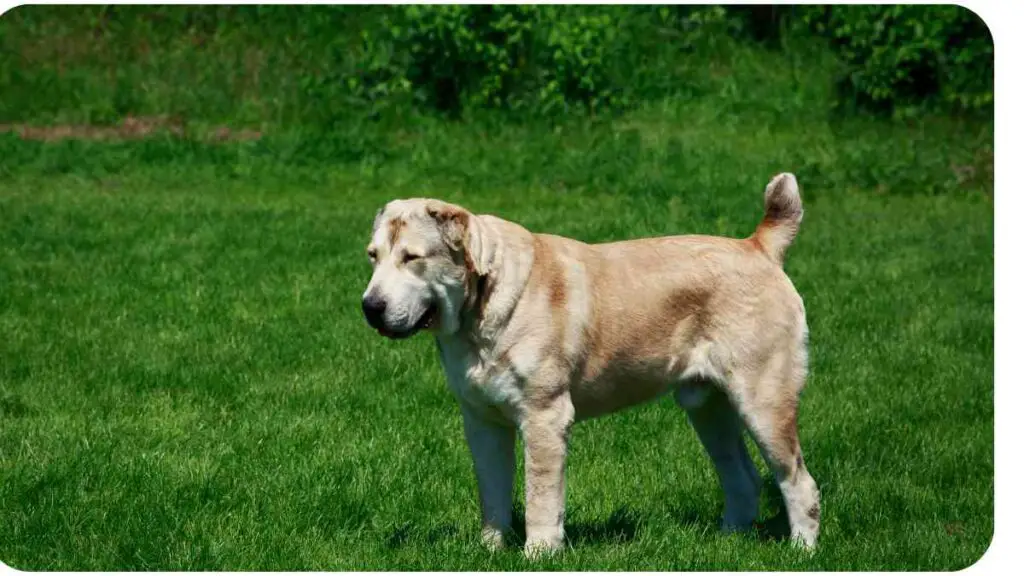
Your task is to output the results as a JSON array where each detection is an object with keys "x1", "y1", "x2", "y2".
[{"x1": 361, "y1": 173, "x2": 819, "y2": 557}]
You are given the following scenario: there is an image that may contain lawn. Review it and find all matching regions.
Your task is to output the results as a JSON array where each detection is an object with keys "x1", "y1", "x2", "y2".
[
  {"x1": 0, "y1": 110, "x2": 994, "y2": 571},
  {"x1": 0, "y1": 6, "x2": 994, "y2": 571}
]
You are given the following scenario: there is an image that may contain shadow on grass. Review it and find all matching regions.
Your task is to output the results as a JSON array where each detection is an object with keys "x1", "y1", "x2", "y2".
[
  {"x1": 752, "y1": 476, "x2": 792, "y2": 542},
  {"x1": 566, "y1": 506, "x2": 642, "y2": 545},
  {"x1": 383, "y1": 521, "x2": 461, "y2": 550},
  {"x1": 378, "y1": 472, "x2": 817, "y2": 553},
  {"x1": 670, "y1": 474, "x2": 799, "y2": 544},
  {"x1": 506, "y1": 504, "x2": 642, "y2": 548},
  {"x1": 380, "y1": 505, "x2": 643, "y2": 552},
  {"x1": 0, "y1": 393, "x2": 36, "y2": 417}
]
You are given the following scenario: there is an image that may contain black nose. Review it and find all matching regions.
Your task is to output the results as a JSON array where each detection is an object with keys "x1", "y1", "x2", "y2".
[{"x1": 362, "y1": 295, "x2": 387, "y2": 328}]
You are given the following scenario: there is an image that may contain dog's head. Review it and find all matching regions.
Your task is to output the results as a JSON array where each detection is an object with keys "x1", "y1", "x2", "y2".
[{"x1": 361, "y1": 199, "x2": 485, "y2": 339}]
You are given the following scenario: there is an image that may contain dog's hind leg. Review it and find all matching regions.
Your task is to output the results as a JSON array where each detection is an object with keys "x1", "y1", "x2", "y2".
[
  {"x1": 678, "y1": 386, "x2": 762, "y2": 532},
  {"x1": 729, "y1": 357, "x2": 820, "y2": 549}
]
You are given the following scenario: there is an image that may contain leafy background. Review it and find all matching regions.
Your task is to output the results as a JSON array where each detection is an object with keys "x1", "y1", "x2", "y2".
[{"x1": 0, "y1": 4, "x2": 993, "y2": 571}]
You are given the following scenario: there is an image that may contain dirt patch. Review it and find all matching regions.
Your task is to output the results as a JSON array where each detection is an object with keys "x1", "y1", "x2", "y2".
[{"x1": 0, "y1": 115, "x2": 262, "y2": 142}]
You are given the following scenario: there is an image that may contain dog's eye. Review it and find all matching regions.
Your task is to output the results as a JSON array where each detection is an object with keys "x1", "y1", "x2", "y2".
[
  {"x1": 402, "y1": 252, "x2": 422, "y2": 264},
  {"x1": 367, "y1": 249, "x2": 377, "y2": 262}
]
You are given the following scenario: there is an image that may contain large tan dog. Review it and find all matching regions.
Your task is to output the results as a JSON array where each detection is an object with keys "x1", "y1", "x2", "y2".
[{"x1": 361, "y1": 173, "x2": 819, "y2": 557}]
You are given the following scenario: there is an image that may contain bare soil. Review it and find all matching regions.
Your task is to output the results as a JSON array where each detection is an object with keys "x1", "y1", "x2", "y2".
[{"x1": 0, "y1": 115, "x2": 261, "y2": 142}]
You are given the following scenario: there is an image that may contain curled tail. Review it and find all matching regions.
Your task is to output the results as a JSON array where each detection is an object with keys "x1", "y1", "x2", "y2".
[{"x1": 752, "y1": 172, "x2": 803, "y2": 265}]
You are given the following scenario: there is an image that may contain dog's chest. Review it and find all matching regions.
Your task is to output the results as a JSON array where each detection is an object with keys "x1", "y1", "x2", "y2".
[{"x1": 435, "y1": 338, "x2": 523, "y2": 423}]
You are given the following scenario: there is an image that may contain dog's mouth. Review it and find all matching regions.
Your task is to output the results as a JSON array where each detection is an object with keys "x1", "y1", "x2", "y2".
[{"x1": 377, "y1": 304, "x2": 438, "y2": 340}]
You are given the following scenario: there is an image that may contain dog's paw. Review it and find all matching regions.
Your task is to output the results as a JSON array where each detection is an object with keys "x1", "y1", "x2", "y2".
[
  {"x1": 481, "y1": 526, "x2": 506, "y2": 552},
  {"x1": 523, "y1": 537, "x2": 563, "y2": 560},
  {"x1": 791, "y1": 530, "x2": 818, "y2": 552}
]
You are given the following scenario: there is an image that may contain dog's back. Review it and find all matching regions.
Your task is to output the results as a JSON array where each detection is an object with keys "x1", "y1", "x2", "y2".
[{"x1": 514, "y1": 175, "x2": 807, "y2": 420}]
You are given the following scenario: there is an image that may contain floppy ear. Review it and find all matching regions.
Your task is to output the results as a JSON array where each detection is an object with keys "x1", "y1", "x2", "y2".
[
  {"x1": 426, "y1": 204, "x2": 467, "y2": 251},
  {"x1": 426, "y1": 203, "x2": 489, "y2": 276}
]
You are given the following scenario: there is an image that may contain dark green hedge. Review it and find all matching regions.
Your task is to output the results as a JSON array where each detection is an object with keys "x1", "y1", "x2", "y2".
[
  {"x1": 348, "y1": 4, "x2": 992, "y2": 118},
  {"x1": 351, "y1": 5, "x2": 738, "y2": 117},
  {"x1": 0, "y1": 4, "x2": 994, "y2": 123},
  {"x1": 799, "y1": 5, "x2": 993, "y2": 116}
]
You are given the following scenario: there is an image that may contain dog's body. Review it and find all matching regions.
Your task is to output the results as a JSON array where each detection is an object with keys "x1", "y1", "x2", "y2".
[{"x1": 362, "y1": 174, "x2": 819, "y2": 556}]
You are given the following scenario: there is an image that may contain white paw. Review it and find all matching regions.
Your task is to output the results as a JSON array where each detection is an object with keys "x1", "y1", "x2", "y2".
[
  {"x1": 792, "y1": 533, "x2": 818, "y2": 550},
  {"x1": 523, "y1": 537, "x2": 563, "y2": 560},
  {"x1": 481, "y1": 526, "x2": 506, "y2": 552}
]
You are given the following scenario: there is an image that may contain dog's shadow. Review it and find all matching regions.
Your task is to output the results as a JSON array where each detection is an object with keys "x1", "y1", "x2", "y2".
[
  {"x1": 751, "y1": 478, "x2": 792, "y2": 542},
  {"x1": 505, "y1": 477, "x2": 797, "y2": 548},
  {"x1": 670, "y1": 475, "x2": 795, "y2": 543},
  {"x1": 380, "y1": 507, "x2": 642, "y2": 552},
  {"x1": 509, "y1": 504, "x2": 642, "y2": 547},
  {"x1": 383, "y1": 474, "x2": 804, "y2": 551}
]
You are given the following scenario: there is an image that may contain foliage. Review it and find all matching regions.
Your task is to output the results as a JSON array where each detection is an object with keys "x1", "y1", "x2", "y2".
[
  {"x1": 0, "y1": 5, "x2": 994, "y2": 122},
  {"x1": 353, "y1": 5, "x2": 738, "y2": 117},
  {"x1": 799, "y1": 5, "x2": 993, "y2": 115},
  {"x1": 334, "y1": 3, "x2": 999, "y2": 117}
]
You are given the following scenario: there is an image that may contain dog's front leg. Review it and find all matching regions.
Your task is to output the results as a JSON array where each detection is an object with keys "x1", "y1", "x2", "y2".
[
  {"x1": 460, "y1": 404, "x2": 516, "y2": 551},
  {"x1": 521, "y1": 392, "x2": 574, "y2": 559}
]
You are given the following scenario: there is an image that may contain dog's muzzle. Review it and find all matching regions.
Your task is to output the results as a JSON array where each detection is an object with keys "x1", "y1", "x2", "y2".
[{"x1": 362, "y1": 295, "x2": 438, "y2": 340}]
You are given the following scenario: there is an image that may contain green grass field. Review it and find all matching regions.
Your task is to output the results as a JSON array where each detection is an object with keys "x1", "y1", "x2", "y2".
[{"x1": 0, "y1": 6, "x2": 993, "y2": 571}]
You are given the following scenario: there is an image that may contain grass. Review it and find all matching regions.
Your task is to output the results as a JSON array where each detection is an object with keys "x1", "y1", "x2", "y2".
[{"x1": 0, "y1": 5, "x2": 993, "y2": 572}]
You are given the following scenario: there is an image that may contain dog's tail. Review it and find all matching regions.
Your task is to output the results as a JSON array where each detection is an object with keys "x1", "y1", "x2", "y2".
[{"x1": 751, "y1": 173, "x2": 803, "y2": 266}]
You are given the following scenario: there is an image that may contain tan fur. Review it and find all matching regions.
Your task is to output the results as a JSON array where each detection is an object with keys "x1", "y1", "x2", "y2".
[
  {"x1": 387, "y1": 217, "x2": 406, "y2": 247},
  {"x1": 363, "y1": 173, "x2": 819, "y2": 557}
]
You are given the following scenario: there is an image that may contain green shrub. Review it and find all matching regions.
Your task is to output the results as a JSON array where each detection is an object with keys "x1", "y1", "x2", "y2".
[
  {"x1": 354, "y1": 5, "x2": 546, "y2": 114},
  {"x1": 352, "y1": 5, "x2": 736, "y2": 117},
  {"x1": 800, "y1": 5, "x2": 992, "y2": 115},
  {"x1": 0, "y1": 5, "x2": 995, "y2": 124}
]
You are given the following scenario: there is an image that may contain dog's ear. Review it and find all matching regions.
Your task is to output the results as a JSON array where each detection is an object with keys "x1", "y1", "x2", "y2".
[
  {"x1": 426, "y1": 204, "x2": 468, "y2": 250},
  {"x1": 426, "y1": 202, "x2": 488, "y2": 275}
]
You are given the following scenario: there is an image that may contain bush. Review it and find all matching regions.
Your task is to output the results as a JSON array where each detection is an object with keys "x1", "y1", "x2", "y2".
[
  {"x1": 0, "y1": 5, "x2": 995, "y2": 124},
  {"x1": 351, "y1": 4, "x2": 993, "y2": 119},
  {"x1": 352, "y1": 5, "x2": 737, "y2": 117},
  {"x1": 799, "y1": 5, "x2": 993, "y2": 115}
]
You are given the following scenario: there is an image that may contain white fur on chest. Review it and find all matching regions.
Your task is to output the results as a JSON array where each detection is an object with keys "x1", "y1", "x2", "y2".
[{"x1": 436, "y1": 338, "x2": 524, "y2": 424}]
